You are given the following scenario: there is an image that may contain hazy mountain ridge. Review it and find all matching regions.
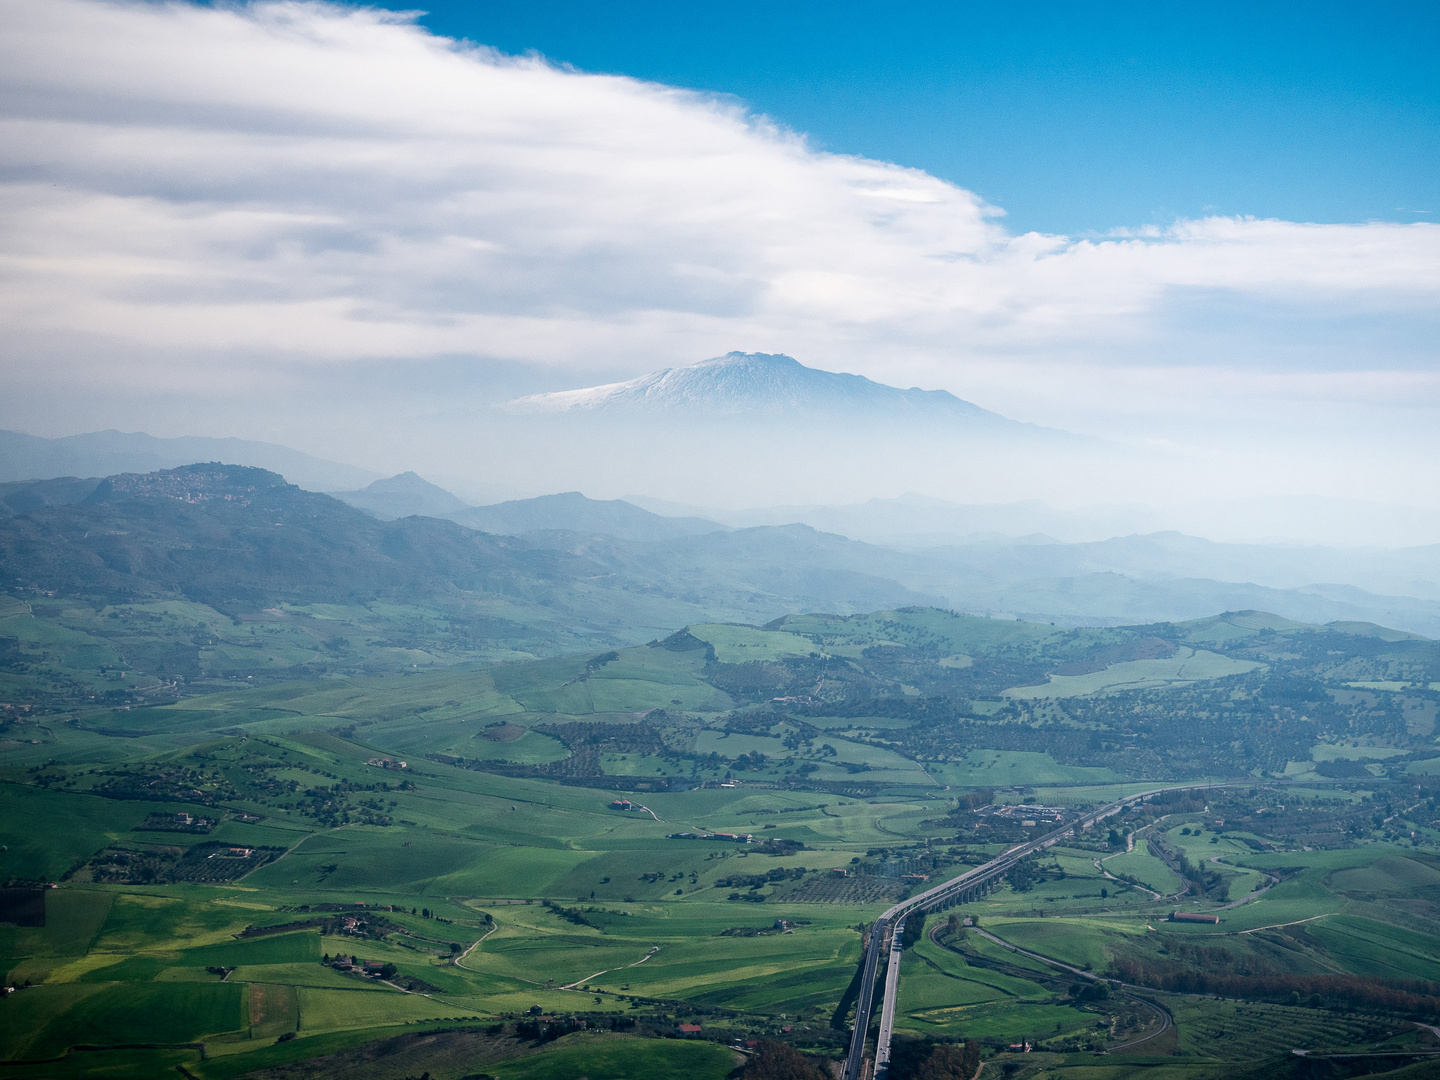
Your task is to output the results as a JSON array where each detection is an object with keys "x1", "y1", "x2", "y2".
[
  {"x1": 6, "y1": 464, "x2": 1440, "y2": 638},
  {"x1": 638, "y1": 491, "x2": 1440, "y2": 550},
  {"x1": 472, "y1": 504, "x2": 1440, "y2": 637},
  {"x1": 0, "y1": 467, "x2": 939, "y2": 654},
  {"x1": 0, "y1": 428, "x2": 377, "y2": 491},
  {"x1": 0, "y1": 464, "x2": 557, "y2": 611},
  {"x1": 331, "y1": 471, "x2": 472, "y2": 520},
  {"x1": 450, "y1": 491, "x2": 727, "y2": 541}
]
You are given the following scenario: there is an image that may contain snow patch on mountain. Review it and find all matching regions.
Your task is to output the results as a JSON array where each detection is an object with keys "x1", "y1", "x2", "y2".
[{"x1": 508, "y1": 352, "x2": 1007, "y2": 421}]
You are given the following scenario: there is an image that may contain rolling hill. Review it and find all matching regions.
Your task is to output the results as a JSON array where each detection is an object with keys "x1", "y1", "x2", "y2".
[{"x1": 449, "y1": 491, "x2": 726, "y2": 541}]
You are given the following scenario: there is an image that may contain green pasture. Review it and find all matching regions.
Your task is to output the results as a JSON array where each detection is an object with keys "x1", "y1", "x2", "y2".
[
  {"x1": 1325, "y1": 851, "x2": 1440, "y2": 899},
  {"x1": 0, "y1": 785, "x2": 165, "y2": 881},
  {"x1": 296, "y1": 985, "x2": 479, "y2": 1031},
  {"x1": 1306, "y1": 914, "x2": 1440, "y2": 980},
  {"x1": 186, "y1": 930, "x2": 320, "y2": 968},
  {"x1": 808, "y1": 736, "x2": 935, "y2": 774},
  {"x1": 897, "y1": 932, "x2": 1054, "y2": 1025},
  {"x1": 0, "y1": 1046, "x2": 203, "y2": 1080},
  {"x1": 984, "y1": 917, "x2": 1148, "y2": 972},
  {"x1": 586, "y1": 649, "x2": 723, "y2": 712},
  {"x1": 1311, "y1": 744, "x2": 1412, "y2": 761},
  {"x1": 687, "y1": 624, "x2": 820, "y2": 663},
  {"x1": 461, "y1": 899, "x2": 863, "y2": 1016},
  {"x1": 247, "y1": 981, "x2": 299, "y2": 1039},
  {"x1": 243, "y1": 826, "x2": 588, "y2": 897},
  {"x1": 1105, "y1": 840, "x2": 1185, "y2": 895},
  {"x1": 930, "y1": 749, "x2": 1123, "y2": 787},
  {"x1": 84, "y1": 890, "x2": 257, "y2": 954},
  {"x1": 0, "y1": 606, "x2": 122, "y2": 682},
  {"x1": 694, "y1": 730, "x2": 786, "y2": 758},
  {"x1": 11, "y1": 981, "x2": 244, "y2": 1060},
  {"x1": 984, "y1": 871, "x2": 1159, "y2": 913},
  {"x1": 0, "y1": 890, "x2": 115, "y2": 979},
  {"x1": 491, "y1": 1034, "x2": 740, "y2": 1080},
  {"x1": 1001, "y1": 647, "x2": 1262, "y2": 699},
  {"x1": 464, "y1": 728, "x2": 569, "y2": 764},
  {"x1": 899, "y1": 996, "x2": 1093, "y2": 1043},
  {"x1": 778, "y1": 609, "x2": 1067, "y2": 657}
]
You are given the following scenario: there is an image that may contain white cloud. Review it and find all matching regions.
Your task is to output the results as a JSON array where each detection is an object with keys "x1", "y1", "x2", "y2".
[{"x1": 1, "y1": 0, "x2": 1439, "y2": 457}]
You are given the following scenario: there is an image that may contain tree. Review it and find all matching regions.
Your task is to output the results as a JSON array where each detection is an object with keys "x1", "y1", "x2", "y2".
[
  {"x1": 901, "y1": 914, "x2": 925, "y2": 949},
  {"x1": 743, "y1": 1039, "x2": 829, "y2": 1080},
  {"x1": 915, "y1": 1041, "x2": 981, "y2": 1080}
]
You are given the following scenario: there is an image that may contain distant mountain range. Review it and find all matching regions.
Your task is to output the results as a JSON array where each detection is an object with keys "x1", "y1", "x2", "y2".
[
  {"x1": 449, "y1": 492, "x2": 726, "y2": 542},
  {"x1": 4, "y1": 463, "x2": 1440, "y2": 639},
  {"x1": 7, "y1": 442, "x2": 1440, "y2": 637},
  {"x1": 0, "y1": 466, "x2": 934, "y2": 655},
  {"x1": 509, "y1": 351, "x2": 1031, "y2": 427},
  {"x1": 329, "y1": 474, "x2": 727, "y2": 542},
  {"x1": 0, "y1": 429, "x2": 377, "y2": 491},
  {"x1": 324, "y1": 473, "x2": 1440, "y2": 637},
  {"x1": 659, "y1": 492, "x2": 1154, "y2": 545}
]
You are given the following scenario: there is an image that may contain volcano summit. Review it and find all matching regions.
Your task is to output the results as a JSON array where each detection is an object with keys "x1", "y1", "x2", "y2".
[{"x1": 510, "y1": 352, "x2": 1016, "y2": 425}]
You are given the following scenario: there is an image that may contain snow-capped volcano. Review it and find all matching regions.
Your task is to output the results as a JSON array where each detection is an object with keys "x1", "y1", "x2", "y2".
[{"x1": 509, "y1": 352, "x2": 1009, "y2": 422}]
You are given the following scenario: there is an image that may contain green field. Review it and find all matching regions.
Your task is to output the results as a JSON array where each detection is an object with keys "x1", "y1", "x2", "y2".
[
  {"x1": 1001, "y1": 647, "x2": 1263, "y2": 698},
  {"x1": 1105, "y1": 839, "x2": 1185, "y2": 895},
  {"x1": 5, "y1": 604, "x2": 1440, "y2": 1080},
  {"x1": 492, "y1": 1035, "x2": 740, "y2": 1080},
  {"x1": 930, "y1": 750, "x2": 1123, "y2": 787}
]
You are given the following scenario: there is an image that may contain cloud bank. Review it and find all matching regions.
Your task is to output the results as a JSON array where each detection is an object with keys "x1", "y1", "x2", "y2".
[{"x1": 0, "y1": 0, "x2": 1438, "y2": 503}]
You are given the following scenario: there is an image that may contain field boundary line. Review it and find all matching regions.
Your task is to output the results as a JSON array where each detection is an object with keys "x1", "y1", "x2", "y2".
[
  {"x1": 236, "y1": 829, "x2": 323, "y2": 883},
  {"x1": 1236, "y1": 913, "x2": 1331, "y2": 935},
  {"x1": 373, "y1": 976, "x2": 487, "y2": 1015}
]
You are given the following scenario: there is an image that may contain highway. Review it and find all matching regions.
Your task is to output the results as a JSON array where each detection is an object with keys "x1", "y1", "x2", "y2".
[
  {"x1": 872, "y1": 917, "x2": 904, "y2": 1079},
  {"x1": 839, "y1": 910, "x2": 887, "y2": 1080},
  {"x1": 842, "y1": 782, "x2": 1225, "y2": 1080}
]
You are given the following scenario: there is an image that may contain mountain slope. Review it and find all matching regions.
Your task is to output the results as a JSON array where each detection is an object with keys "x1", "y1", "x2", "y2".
[
  {"x1": 5, "y1": 465, "x2": 1437, "y2": 707},
  {"x1": 0, "y1": 464, "x2": 556, "y2": 611},
  {"x1": 450, "y1": 491, "x2": 726, "y2": 541},
  {"x1": 0, "y1": 429, "x2": 377, "y2": 491},
  {"x1": 509, "y1": 351, "x2": 1018, "y2": 424},
  {"x1": 332, "y1": 471, "x2": 471, "y2": 520},
  {"x1": 0, "y1": 468, "x2": 943, "y2": 699}
]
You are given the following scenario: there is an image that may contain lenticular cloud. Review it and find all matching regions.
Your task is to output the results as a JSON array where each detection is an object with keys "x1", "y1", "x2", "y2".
[{"x1": 0, "y1": 0, "x2": 1438, "y2": 410}]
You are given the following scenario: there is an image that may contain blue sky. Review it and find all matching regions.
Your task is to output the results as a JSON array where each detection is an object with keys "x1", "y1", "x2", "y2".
[{"x1": 372, "y1": 0, "x2": 1440, "y2": 235}]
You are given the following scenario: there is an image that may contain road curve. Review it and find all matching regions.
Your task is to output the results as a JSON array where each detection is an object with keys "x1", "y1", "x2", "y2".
[{"x1": 843, "y1": 781, "x2": 1229, "y2": 1080}]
